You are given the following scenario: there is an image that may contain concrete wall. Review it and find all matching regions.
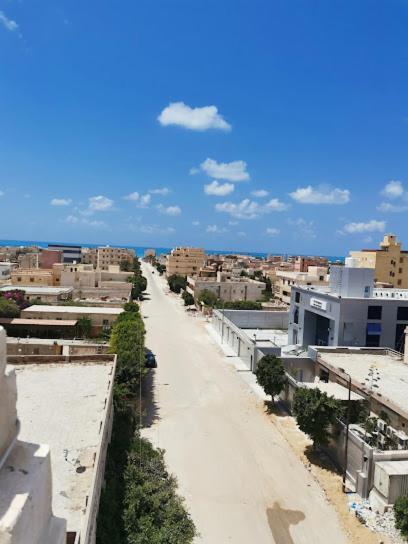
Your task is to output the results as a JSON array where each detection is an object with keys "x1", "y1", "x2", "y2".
[{"x1": 219, "y1": 309, "x2": 288, "y2": 329}]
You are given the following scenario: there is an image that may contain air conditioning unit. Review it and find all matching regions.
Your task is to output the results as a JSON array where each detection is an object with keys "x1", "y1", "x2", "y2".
[
  {"x1": 377, "y1": 419, "x2": 388, "y2": 434},
  {"x1": 386, "y1": 425, "x2": 397, "y2": 438}
]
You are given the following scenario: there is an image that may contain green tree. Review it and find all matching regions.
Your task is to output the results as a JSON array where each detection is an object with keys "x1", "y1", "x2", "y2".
[
  {"x1": 255, "y1": 355, "x2": 287, "y2": 404},
  {"x1": 0, "y1": 298, "x2": 20, "y2": 318},
  {"x1": 120, "y1": 260, "x2": 131, "y2": 272},
  {"x1": 293, "y1": 388, "x2": 340, "y2": 449},
  {"x1": 198, "y1": 289, "x2": 218, "y2": 307},
  {"x1": 394, "y1": 495, "x2": 408, "y2": 539},
  {"x1": 215, "y1": 300, "x2": 262, "y2": 310},
  {"x1": 167, "y1": 274, "x2": 187, "y2": 294},
  {"x1": 182, "y1": 291, "x2": 194, "y2": 306},
  {"x1": 123, "y1": 437, "x2": 196, "y2": 544},
  {"x1": 77, "y1": 316, "x2": 92, "y2": 338},
  {"x1": 124, "y1": 301, "x2": 140, "y2": 313}
]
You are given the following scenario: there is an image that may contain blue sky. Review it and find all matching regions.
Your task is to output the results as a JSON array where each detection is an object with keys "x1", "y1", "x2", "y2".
[{"x1": 0, "y1": 0, "x2": 407, "y2": 255}]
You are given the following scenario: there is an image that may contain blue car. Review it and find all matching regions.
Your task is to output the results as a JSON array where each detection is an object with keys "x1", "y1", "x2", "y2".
[{"x1": 145, "y1": 349, "x2": 157, "y2": 368}]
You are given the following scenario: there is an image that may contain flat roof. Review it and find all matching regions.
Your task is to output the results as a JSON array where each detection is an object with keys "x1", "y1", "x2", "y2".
[
  {"x1": 0, "y1": 318, "x2": 78, "y2": 326},
  {"x1": 302, "y1": 381, "x2": 363, "y2": 402},
  {"x1": 0, "y1": 285, "x2": 73, "y2": 295},
  {"x1": 316, "y1": 349, "x2": 408, "y2": 416},
  {"x1": 22, "y1": 305, "x2": 124, "y2": 315},
  {"x1": 10, "y1": 360, "x2": 114, "y2": 533},
  {"x1": 6, "y1": 337, "x2": 106, "y2": 346},
  {"x1": 244, "y1": 328, "x2": 289, "y2": 348}
]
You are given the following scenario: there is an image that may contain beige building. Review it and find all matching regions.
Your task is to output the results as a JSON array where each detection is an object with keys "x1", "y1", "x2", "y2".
[
  {"x1": 350, "y1": 234, "x2": 408, "y2": 288},
  {"x1": 21, "y1": 305, "x2": 124, "y2": 335},
  {"x1": 0, "y1": 284, "x2": 73, "y2": 303},
  {"x1": 187, "y1": 271, "x2": 266, "y2": 302},
  {"x1": 11, "y1": 268, "x2": 59, "y2": 286},
  {"x1": 166, "y1": 247, "x2": 206, "y2": 277},
  {"x1": 0, "y1": 326, "x2": 66, "y2": 543},
  {"x1": 274, "y1": 266, "x2": 329, "y2": 305},
  {"x1": 82, "y1": 246, "x2": 135, "y2": 270}
]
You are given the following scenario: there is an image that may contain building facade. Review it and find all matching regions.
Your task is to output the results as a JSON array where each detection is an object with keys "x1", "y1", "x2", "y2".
[
  {"x1": 166, "y1": 247, "x2": 206, "y2": 277},
  {"x1": 350, "y1": 234, "x2": 408, "y2": 288},
  {"x1": 274, "y1": 266, "x2": 329, "y2": 305},
  {"x1": 82, "y1": 246, "x2": 135, "y2": 270},
  {"x1": 288, "y1": 263, "x2": 408, "y2": 352},
  {"x1": 187, "y1": 272, "x2": 266, "y2": 302},
  {"x1": 48, "y1": 243, "x2": 82, "y2": 264}
]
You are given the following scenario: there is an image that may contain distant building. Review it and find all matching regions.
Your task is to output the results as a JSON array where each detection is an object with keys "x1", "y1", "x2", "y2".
[
  {"x1": 144, "y1": 248, "x2": 156, "y2": 259},
  {"x1": 166, "y1": 247, "x2": 205, "y2": 277},
  {"x1": 82, "y1": 246, "x2": 135, "y2": 270},
  {"x1": 274, "y1": 266, "x2": 329, "y2": 305},
  {"x1": 350, "y1": 234, "x2": 408, "y2": 288},
  {"x1": 11, "y1": 268, "x2": 57, "y2": 286},
  {"x1": 40, "y1": 249, "x2": 63, "y2": 269},
  {"x1": 0, "y1": 262, "x2": 13, "y2": 281},
  {"x1": 294, "y1": 256, "x2": 328, "y2": 272},
  {"x1": 288, "y1": 259, "x2": 408, "y2": 352},
  {"x1": 48, "y1": 243, "x2": 82, "y2": 264},
  {"x1": 0, "y1": 285, "x2": 73, "y2": 304},
  {"x1": 187, "y1": 271, "x2": 266, "y2": 302},
  {"x1": 21, "y1": 305, "x2": 124, "y2": 336}
]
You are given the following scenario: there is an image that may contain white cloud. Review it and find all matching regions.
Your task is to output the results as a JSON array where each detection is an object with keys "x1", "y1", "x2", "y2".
[
  {"x1": 206, "y1": 224, "x2": 227, "y2": 233},
  {"x1": 125, "y1": 191, "x2": 140, "y2": 201},
  {"x1": 251, "y1": 189, "x2": 269, "y2": 198},
  {"x1": 197, "y1": 158, "x2": 250, "y2": 182},
  {"x1": 377, "y1": 202, "x2": 408, "y2": 213},
  {"x1": 88, "y1": 195, "x2": 114, "y2": 212},
  {"x1": 192, "y1": 220, "x2": 200, "y2": 226},
  {"x1": 65, "y1": 215, "x2": 105, "y2": 228},
  {"x1": 382, "y1": 180, "x2": 404, "y2": 199},
  {"x1": 237, "y1": 231, "x2": 247, "y2": 237},
  {"x1": 204, "y1": 180, "x2": 234, "y2": 196},
  {"x1": 140, "y1": 225, "x2": 175, "y2": 235},
  {"x1": 290, "y1": 185, "x2": 350, "y2": 205},
  {"x1": 265, "y1": 198, "x2": 288, "y2": 211},
  {"x1": 50, "y1": 198, "x2": 72, "y2": 206},
  {"x1": 287, "y1": 218, "x2": 316, "y2": 239},
  {"x1": 158, "y1": 102, "x2": 231, "y2": 131},
  {"x1": 0, "y1": 11, "x2": 18, "y2": 32},
  {"x1": 139, "y1": 194, "x2": 151, "y2": 208},
  {"x1": 342, "y1": 219, "x2": 386, "y2": 234},
  {"x1": 157, "y1": 204, "x2": 181, "y2": 216},
  {"x1": 215, "y1": 197, "x2": 287, "y2": 219},
  {"x1": 149, "y1": 187, "x2": 170, "y2": 196},
  {"x1": 0, "y1": 191, "x2": 4, "y2": 197},
  {"x1": 266, "y1": 227, "x2": 280, "y2": 236},
  {"x1": 228, "y1": 220, "x2": 238, "y2": 226}
]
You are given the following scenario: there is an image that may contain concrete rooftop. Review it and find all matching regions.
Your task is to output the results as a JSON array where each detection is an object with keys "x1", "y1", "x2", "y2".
[
  {"x1": 244, "y1": 328, "x2": 289, "y2": 348},
  {"x1": 9, "y1": 360, "x2": 114, "y2": 533},
  {"x1": 22, "y1": 304, "x2": 123, "y2": 315},
  {"x1": 0, "y1": 285, "x2": 73, "y2": 295},
  {"x1": 317, "y1": 349, "x2": 408, "y2": 415}
]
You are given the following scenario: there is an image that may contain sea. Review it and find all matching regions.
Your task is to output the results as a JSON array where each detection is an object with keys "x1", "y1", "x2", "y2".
[{"x1": 0, "y1": 239, "x2": 345, "y2": 263}]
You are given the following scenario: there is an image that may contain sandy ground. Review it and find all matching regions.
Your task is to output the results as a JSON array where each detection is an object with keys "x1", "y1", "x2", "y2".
[{"x1": 140, "y1": 263, "x2": 349, "y2": 544}]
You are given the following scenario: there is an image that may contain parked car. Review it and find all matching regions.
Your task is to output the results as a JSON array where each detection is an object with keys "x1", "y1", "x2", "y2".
[{"x1": 145, "y1": 349, "x2": 157, "y2": 368}]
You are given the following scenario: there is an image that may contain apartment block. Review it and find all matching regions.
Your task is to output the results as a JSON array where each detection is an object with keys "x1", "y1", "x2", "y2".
[
  {"x1": 187, "y1": 271, "x2": 266, "y2": 302},
  {"x1": 48, "y1": 243, "x2": 82, "y2": 264},
  {"x1": 274, "y1": 266, "x2": 329, "y2": 305},
  {"x1": 166, "y1": 247, "x2": 205, "y2": 277},
  {"x1": 11, "y1": 268, "x2": 58, "y2": 286},
  {"x1": 40, "y1": 249, "x2": 63, "y2": 269},
  {"x1": 350, "y1": 234, "x2": 408, "y2": 288},
  {"x1": 82, "y1": 246, "x2": 135, "y2": 270}
]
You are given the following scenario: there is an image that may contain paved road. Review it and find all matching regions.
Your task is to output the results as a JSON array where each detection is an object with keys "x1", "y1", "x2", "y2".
[{"x1": 141, "y1": 263, "x2": 348, "y2": 544}]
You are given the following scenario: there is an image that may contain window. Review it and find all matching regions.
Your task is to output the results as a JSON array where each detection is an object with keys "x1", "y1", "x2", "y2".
[
  {"x1": 294, "y1": 307, "x2": 299, "y2": 324},
  {"x1": 295, "y1": 291, "x2": 300, "y2": 303},
  {"x1": 398, "y1": 280, "x2": 402, "y2": 286},
  {"x1": 399, "y1": 268, "x2": 403, "y2": 274},
  {"x1": 397, "y1": 307, "x2": 408, "y2": 320},
  {"x1": 367, "y1": 306, "x2": 382, "y2": 320}
]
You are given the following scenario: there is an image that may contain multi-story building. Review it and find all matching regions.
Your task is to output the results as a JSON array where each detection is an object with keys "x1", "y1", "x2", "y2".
[
  {"x1": 21, "y1": 305, "x2": 124, "y2": 335},
  {"x1": 274, "y1": 266, "x2": 329, "y2": 305},
  {"x1": 294, "y1": 256, "x2": 329, "y2": 272},
  {"x1": 288, "y1": 260, "x2": 408, "y2": 352},
  {"x1": 82, "y1": 246, "x2": 135, "y2": 270},
  {"x1": 11, "y1": 268, "x2": 58, "y2": 286},
  {"x1": 48, "y1": 243, "x2": 82, "y2": 264},
  {"x1": 349, "y1": 234, "x2": 408, "y2": 288},
  {"x1": 18, "y1": 251, "x2": 40, "y2": 269},
  {"x1": 187, "y1": 271, "x2": 266, "y2": 302},
  {"x1": 166, "y1": 247, "x2": 206, "y2": 277},
  {"x1": 40, "y1": 249, "x2": 63, "y2": 269}
]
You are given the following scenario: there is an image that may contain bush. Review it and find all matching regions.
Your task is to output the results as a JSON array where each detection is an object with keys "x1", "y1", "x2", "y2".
[
  {"x1": 215, "y1": 300, "x2": 262, "y2": 310},
  {"x1": 197, "y1": 289, "x2": 218, "y2": 307},
  {"x1": 255, "y1": 355, "x2": 287, "y2": 404},
  {"x1": 394, "y1": 495, "x2": 408, "y2": 538},
  {"x1": 293, "y1": 388, "x2": 340, "y2": 449},
  {"x1": 124, "y1": 301, "x2": 140, "y2": 313},
  {"x1": 167, "y1": 274, "x2": 187, "y2": 294},
  {"x1": 0, "y1": 297, "x2": 20, "y2": 318},
  {"x1": 123, "y1": 438, "x2": 196, "y2": 544},
  {"x1": 182, "y1": 291, "x2": 194, "y2": 306}
]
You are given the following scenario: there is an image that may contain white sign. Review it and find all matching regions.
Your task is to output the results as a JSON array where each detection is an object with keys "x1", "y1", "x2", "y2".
[{"x1": 310, "y1": 298, "x2": 327, "y2": 311}]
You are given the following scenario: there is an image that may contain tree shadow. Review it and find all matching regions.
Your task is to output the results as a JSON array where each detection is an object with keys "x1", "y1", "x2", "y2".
[
  {"x1": 304, "y1": 444, "x2": 341, "y2": 474},
  {"x1": 267, "y1": 501, "x2": 305, "y2": 544},
  {"x1": 141, "y1": 368, "x2": 160, "y2": 428},
  {"x1": 264, "y1": 399, "x2": 290, "y2": 416}
]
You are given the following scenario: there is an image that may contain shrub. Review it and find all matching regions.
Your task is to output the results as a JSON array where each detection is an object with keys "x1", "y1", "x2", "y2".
[
  {"x1": 395, "y1": 495, "x2": 408, "y2": 539},
  {"x1": 255, "y1": 355, "x2": 287, "y2": 404}
]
